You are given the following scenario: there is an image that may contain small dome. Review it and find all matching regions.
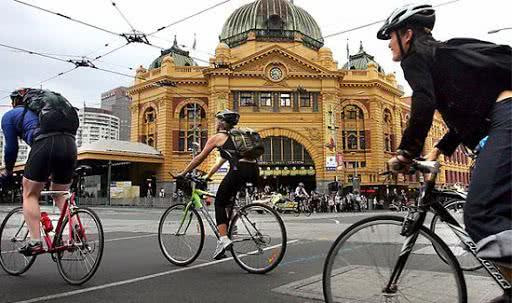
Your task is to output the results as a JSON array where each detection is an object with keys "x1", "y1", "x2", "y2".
[
  {"x1": 219, "y1": 0, "x2": 324, "y2": 49},
  {"x1": 343, "y1": 41, "x2": 384, "y2": 73},
  {"x1": 149, "y1": 36, "x2": 197, "y2": 69},
  {"x1": 216, "y1": 42, "x2": 230, "y2": 49}
]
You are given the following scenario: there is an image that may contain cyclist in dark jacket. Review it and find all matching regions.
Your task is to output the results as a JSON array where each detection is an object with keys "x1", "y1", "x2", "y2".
[
  {"x1": 0, "y1": 88, "x2": 77, "y2": 255},
  {"x1": 378, "y1": 4, "x2": 512, "y2": 298}
]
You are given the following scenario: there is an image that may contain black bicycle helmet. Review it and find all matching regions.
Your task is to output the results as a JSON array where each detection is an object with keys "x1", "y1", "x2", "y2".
[
  {"x1": 215, "y1": 109, "x2": 240, "y2": 126},
  {"x1": 377, "y1": 4, "x2": 435, "y2": 40},
  {"x1": 9, "y1": 88, "x2": 29, "y2": 101}
]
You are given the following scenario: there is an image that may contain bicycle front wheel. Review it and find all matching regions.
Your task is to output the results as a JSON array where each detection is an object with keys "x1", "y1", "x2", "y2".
[
  {"x1": 323, "y1": 215, "x2": 466, "y2": 303},
  {"x1": 0, "y1": 207, "x2": 36, "y2": 275},
  {"x1": 56, "y1": 207, "x2": 104, "y2": 285},
  {"x1": 158, "y1": 203, "x2": 204, "y2": 266},
  {"x1": 430, "y1": 199, "x2": 482, "y2": 271},
  {"x1": 303, "y1": 204, "x2": 312, "y2": 217},
  {"x1": 229, "y1": 203, "x2": 287, "y2": 274}
]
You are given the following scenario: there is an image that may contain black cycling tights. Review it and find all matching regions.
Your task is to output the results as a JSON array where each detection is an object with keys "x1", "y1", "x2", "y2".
[{"x1": 215, "y1": 162, "x2": 259, "y2": 226}]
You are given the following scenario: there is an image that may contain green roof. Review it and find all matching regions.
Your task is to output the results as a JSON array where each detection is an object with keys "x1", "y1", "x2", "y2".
[
  {"x1": 219, "y1": 0, "x2": 324, "y2": 49},
  {"x1": 343, "y1": 42, "x2": 384, "y2": 73},
  {"x1": 149, "y1": 36, "x2": 197, "y2": 69}
]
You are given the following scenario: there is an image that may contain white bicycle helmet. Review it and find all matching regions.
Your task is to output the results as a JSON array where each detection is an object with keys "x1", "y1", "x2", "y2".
[{"x1": 377, "y1": 3, "x2": 435, "y2": 40}]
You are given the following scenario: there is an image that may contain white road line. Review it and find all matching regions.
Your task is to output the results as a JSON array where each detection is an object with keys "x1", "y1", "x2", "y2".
[
  {"x1": 104, "y1": 234, "x2": 156, "y2": 243},
  {"x1": 13, "y1": 239, "x2": 300, "y2": 303},
  {"x1": 329, "y1": 219, "x2": 340, "y2": 224}
]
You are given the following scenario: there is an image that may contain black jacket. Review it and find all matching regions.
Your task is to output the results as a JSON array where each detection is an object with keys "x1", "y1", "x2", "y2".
[{"x1": 399, "y1": 36, "x2": 512, "y2": 157}]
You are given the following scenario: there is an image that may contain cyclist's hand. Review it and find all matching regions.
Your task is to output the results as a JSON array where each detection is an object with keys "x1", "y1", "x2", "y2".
[{"x1": 388, "y1": 156, "x2": 412, "y2": 174}]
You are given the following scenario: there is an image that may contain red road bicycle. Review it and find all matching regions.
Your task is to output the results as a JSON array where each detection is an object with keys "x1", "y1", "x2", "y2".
[{"x1": 0, "y1": 165, "x2": 104, "y2": 285}]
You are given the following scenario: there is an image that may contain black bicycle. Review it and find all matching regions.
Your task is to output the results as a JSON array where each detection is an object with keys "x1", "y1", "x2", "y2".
[{"x1": 323, "y1": 160, "x2": 511, "y2": 303}]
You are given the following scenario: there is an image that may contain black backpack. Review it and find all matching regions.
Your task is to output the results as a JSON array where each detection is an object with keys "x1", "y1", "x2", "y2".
[
  {"x1": 228, "y1": 128, "x2": 264, "y2": 160},
  {"x1": 17, "y1": 89, "x2": 79, "y2": 139}
]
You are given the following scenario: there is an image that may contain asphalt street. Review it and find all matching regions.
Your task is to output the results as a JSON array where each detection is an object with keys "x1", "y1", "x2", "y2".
[{"x1": 0, "y1": 206, "x2": 504, "y2": 303}]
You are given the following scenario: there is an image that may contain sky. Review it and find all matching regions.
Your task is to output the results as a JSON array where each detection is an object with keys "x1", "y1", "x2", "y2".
[{"x1": 0, "y1": 0, "x2": 510, "y2": 113}]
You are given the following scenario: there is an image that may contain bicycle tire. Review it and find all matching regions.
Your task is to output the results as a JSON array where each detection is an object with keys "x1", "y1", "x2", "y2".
[
  {"x1": 303, "y1": 205, "x2": 312, "y2": 217},
  {"x1": 0, "y1": 207, "x2": 37, "y2": 275},
  {"x1": 56, "y1": 207, "x2": 104, "y2": 285},
  {"x1": 430, "y1": 200, "x2": 482, "y2": 271},
  {"x1": 158, "y1": 203, "x2": 204, "y2": 266},
  {"x1": 294, "y1": 203, "x2": 301, "y2": 217},
  {"x1": 323, "y1": 215, "x2": 467, "y2": 303},
  {"x1": 229, "y1": 203, "x2": 287, "y2": 274}
]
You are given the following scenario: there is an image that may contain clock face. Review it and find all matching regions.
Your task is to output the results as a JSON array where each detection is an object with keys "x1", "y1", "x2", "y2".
[{"x1": 269, "y1": 67, "x2": 283, "y2": 81}]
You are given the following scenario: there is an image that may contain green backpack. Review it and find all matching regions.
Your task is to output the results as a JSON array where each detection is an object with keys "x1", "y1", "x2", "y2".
[{"x1": 228, "y1": 128, "x2": 264, "y2": 160}]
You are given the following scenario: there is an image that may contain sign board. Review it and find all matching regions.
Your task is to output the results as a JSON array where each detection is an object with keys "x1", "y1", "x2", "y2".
[{"x1": 326, "y1": 156, "x2": 337, "y2": 171}]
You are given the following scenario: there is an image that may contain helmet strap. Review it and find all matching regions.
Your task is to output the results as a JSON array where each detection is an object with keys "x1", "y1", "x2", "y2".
[{"x1": 396, "y1": 29, "x2": 416, "y2": 61}]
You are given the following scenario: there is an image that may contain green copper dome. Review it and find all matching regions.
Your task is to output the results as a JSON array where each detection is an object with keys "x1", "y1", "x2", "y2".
[
  {"x1": 343, "y1": 42, "x2": 384, "y2": 73},
  {"x1": 149, "y1": 36, "x2": 197, "y2": 69},
  {"x1": 220, "y1": 0, "x2": 324, "y2": 49}
]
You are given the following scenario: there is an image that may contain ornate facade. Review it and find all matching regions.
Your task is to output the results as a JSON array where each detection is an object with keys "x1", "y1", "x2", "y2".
[{"x1": 128, "y1": 0, "x2": 471, "y2": 194}]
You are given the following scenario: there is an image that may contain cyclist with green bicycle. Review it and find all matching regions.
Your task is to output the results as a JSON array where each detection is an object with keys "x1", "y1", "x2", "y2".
[
  {"x1": 378, "y1": 4, "x2": 511, "y2": 301},
  {"x1": 176, "y1": 109, "x2": 259, "y2": 260}
]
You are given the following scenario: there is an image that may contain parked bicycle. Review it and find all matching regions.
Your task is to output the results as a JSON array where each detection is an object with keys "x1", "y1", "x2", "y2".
[
  {"x1": 0, "y1": 165, "x2": 104, "y2": 285},
  {"x1": 158, "y1": 172, "x2": 287, "y2": 274},
  {"x1": 323, "y1": 159, "x2": 510, "y2": 302}
]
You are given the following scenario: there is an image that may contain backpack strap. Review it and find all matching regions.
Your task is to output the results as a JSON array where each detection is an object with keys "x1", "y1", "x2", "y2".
[{"x1": 16, "y1": 105, "x2": 29, "y2": 140}]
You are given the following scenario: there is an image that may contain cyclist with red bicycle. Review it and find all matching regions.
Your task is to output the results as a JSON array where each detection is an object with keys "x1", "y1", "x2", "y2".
[
  {"x1": 0, "y1": 88, "x2": 79, "y2": 256},
  {"x1": 378, "y1": 4, "x2": 511, "y2": 301}
]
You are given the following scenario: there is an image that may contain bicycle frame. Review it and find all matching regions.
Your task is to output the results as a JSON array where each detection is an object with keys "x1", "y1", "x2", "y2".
[
  {"x1": 39, "y1": 191, "x2": 85, "y2": 254},
  {"x1": 180, "y1": 188, "x2": 221, "y2": 239},
  {"x1": 385, "y1": 168, "x2": 512, "y2": 293}
]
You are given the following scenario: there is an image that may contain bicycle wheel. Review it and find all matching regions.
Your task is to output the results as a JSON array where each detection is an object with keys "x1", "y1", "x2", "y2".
[
  {"x1": 430, "y1": 200, "x2": 482, "y2": 271},
  {"x1": 0, "y1": 207, "x2": 37, "y2": 275},
  {"x1": 56, "y1": 207, "x2": 104, "y2": 285},
  {"x1": 303, "y1": 204, "x2": 312, "y2": 217},
  {"x1": 229, "y1": 203, "x2": 287, "y2": 274},
  {"x1": 158, "y1": 203, "x2": 204, "y2": 266},
  {"x1": 323, "y1": 215, "x2": 467, "y2": 303},
  {"x1": 294, "y1": 203, "x2": 301, "y2": 217}
]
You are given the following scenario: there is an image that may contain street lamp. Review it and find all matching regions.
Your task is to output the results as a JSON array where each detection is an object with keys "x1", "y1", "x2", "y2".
[{"x1": 488, "y1": 27, "x2": 512, "y2": 34}]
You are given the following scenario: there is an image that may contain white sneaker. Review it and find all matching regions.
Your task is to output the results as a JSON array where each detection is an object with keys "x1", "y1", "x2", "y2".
[{"x1": 213, "y1": 237, "x2": 232, "y2": 260}]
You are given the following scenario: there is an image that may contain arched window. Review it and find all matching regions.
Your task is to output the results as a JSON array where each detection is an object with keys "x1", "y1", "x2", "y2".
[
  {"x1": 383, "y1": 109, "x2": 394, "y2": 152},
  {"x1": 341, "y1": 105, "x2": 366, "y2": 150},
  {"x1": 140, "y1": 106, "x2": 157, "y2": 147},
  {"x1": 178, "y1": 104, "x2": 207, "y2": 152}
]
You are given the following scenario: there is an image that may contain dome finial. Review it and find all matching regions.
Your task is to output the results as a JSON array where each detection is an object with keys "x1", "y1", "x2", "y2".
[
  {"x1": 173, "y1": 35, "x2": 178, "y2": 47},
  {"x1": 359, "y1": 41, "x2": 364, "y2": 53}
]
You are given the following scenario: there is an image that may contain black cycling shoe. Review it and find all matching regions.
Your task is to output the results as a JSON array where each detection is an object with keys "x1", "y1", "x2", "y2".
[{"x1": 18, "y1": 241, "x2": 44, "y2": 256}]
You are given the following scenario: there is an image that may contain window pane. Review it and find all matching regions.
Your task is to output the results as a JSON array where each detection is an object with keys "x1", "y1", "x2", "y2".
[
  {"x1": 283, "y1": 137, "x2": 292, "y2": 162},
  {"x1": 260, "y1": 92, "x2": 272, "y2": 107},
  {"x1": 262, "y1": 138, "x2": 271, "y2": 162},
  {"x1": 280, "y1": 93, "x2": 291, "y2": 107},
  {"x1": 293, "y1": 140, "x2": 302, "y2": 161},
  {"x1": 272, "y1": 137, "x2": 282, "y2": 162},
  {"x1": 300, "y1": 93, "x2": 311, "y2": 107},
  {"x1": 240, "y1": 92, "x2": 255, "y2": 106}
]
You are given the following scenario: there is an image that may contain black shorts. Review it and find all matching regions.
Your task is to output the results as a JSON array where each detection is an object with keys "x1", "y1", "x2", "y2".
[{"x1": 24, "y1": 135, "x2": 77, "y2": 184}]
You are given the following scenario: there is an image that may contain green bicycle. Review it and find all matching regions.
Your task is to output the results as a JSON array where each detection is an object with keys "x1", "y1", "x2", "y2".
[{"x1": 158, "y1": 173, "x2": 287, "y2": 274}]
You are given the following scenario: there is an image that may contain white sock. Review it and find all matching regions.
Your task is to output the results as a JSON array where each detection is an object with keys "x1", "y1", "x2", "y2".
[{"x1": 220, "y1": 236, "x2": 229, "y2": 242}]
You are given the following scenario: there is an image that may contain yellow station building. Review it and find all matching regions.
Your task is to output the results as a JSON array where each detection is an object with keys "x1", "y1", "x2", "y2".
[{"x1": 128, "y1": 0, "x2": 471, "y2": 195}]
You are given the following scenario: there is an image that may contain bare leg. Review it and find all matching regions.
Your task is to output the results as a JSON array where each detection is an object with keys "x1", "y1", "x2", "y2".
[
  {"x1": 22, "y1": 177, "x2": 46, "y2": 241},
  {"x1": 50, "y1": 182, "x2": 71, "y2": 213}
]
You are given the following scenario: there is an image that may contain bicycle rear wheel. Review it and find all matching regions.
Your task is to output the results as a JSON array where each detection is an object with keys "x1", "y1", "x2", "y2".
[
  {"x1": 158, "y1": 203, "x2": 204, "y2": 266},
  {"x1": 303, "y1": 204, "x2": 312, "y2": 217},
  {"x1": 430, "y1": 199, "x2": 482, "y2": 271},
  {"x1": 0, "y1": 207, "x2": 36, "y2": 275},
  {"x1": 56, "y1": 207, "x2": 104, "y2": 285},
  {"x1": 229, "y1": 203, "x2": 287, "y2": 274},
  {"x1": 323, "y1": 215, "x2": 466, "y2": 303}
]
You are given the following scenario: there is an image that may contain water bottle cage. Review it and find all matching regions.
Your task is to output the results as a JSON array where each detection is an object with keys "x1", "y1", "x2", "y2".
[{"x1": 400, "y1": 208, "x2": 421, "y2": 237}]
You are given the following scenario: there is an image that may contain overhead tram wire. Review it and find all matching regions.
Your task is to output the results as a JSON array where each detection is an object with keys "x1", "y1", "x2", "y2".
[
  {"x1": 109, "y1": 0, "x2": 137, "y2": 33},
  {"x1": 147, "y1": 0, "x2": 232, "y2": 37},
  {"x1": 14, "y1": 0, "x2": 227, "y2": 67}
]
